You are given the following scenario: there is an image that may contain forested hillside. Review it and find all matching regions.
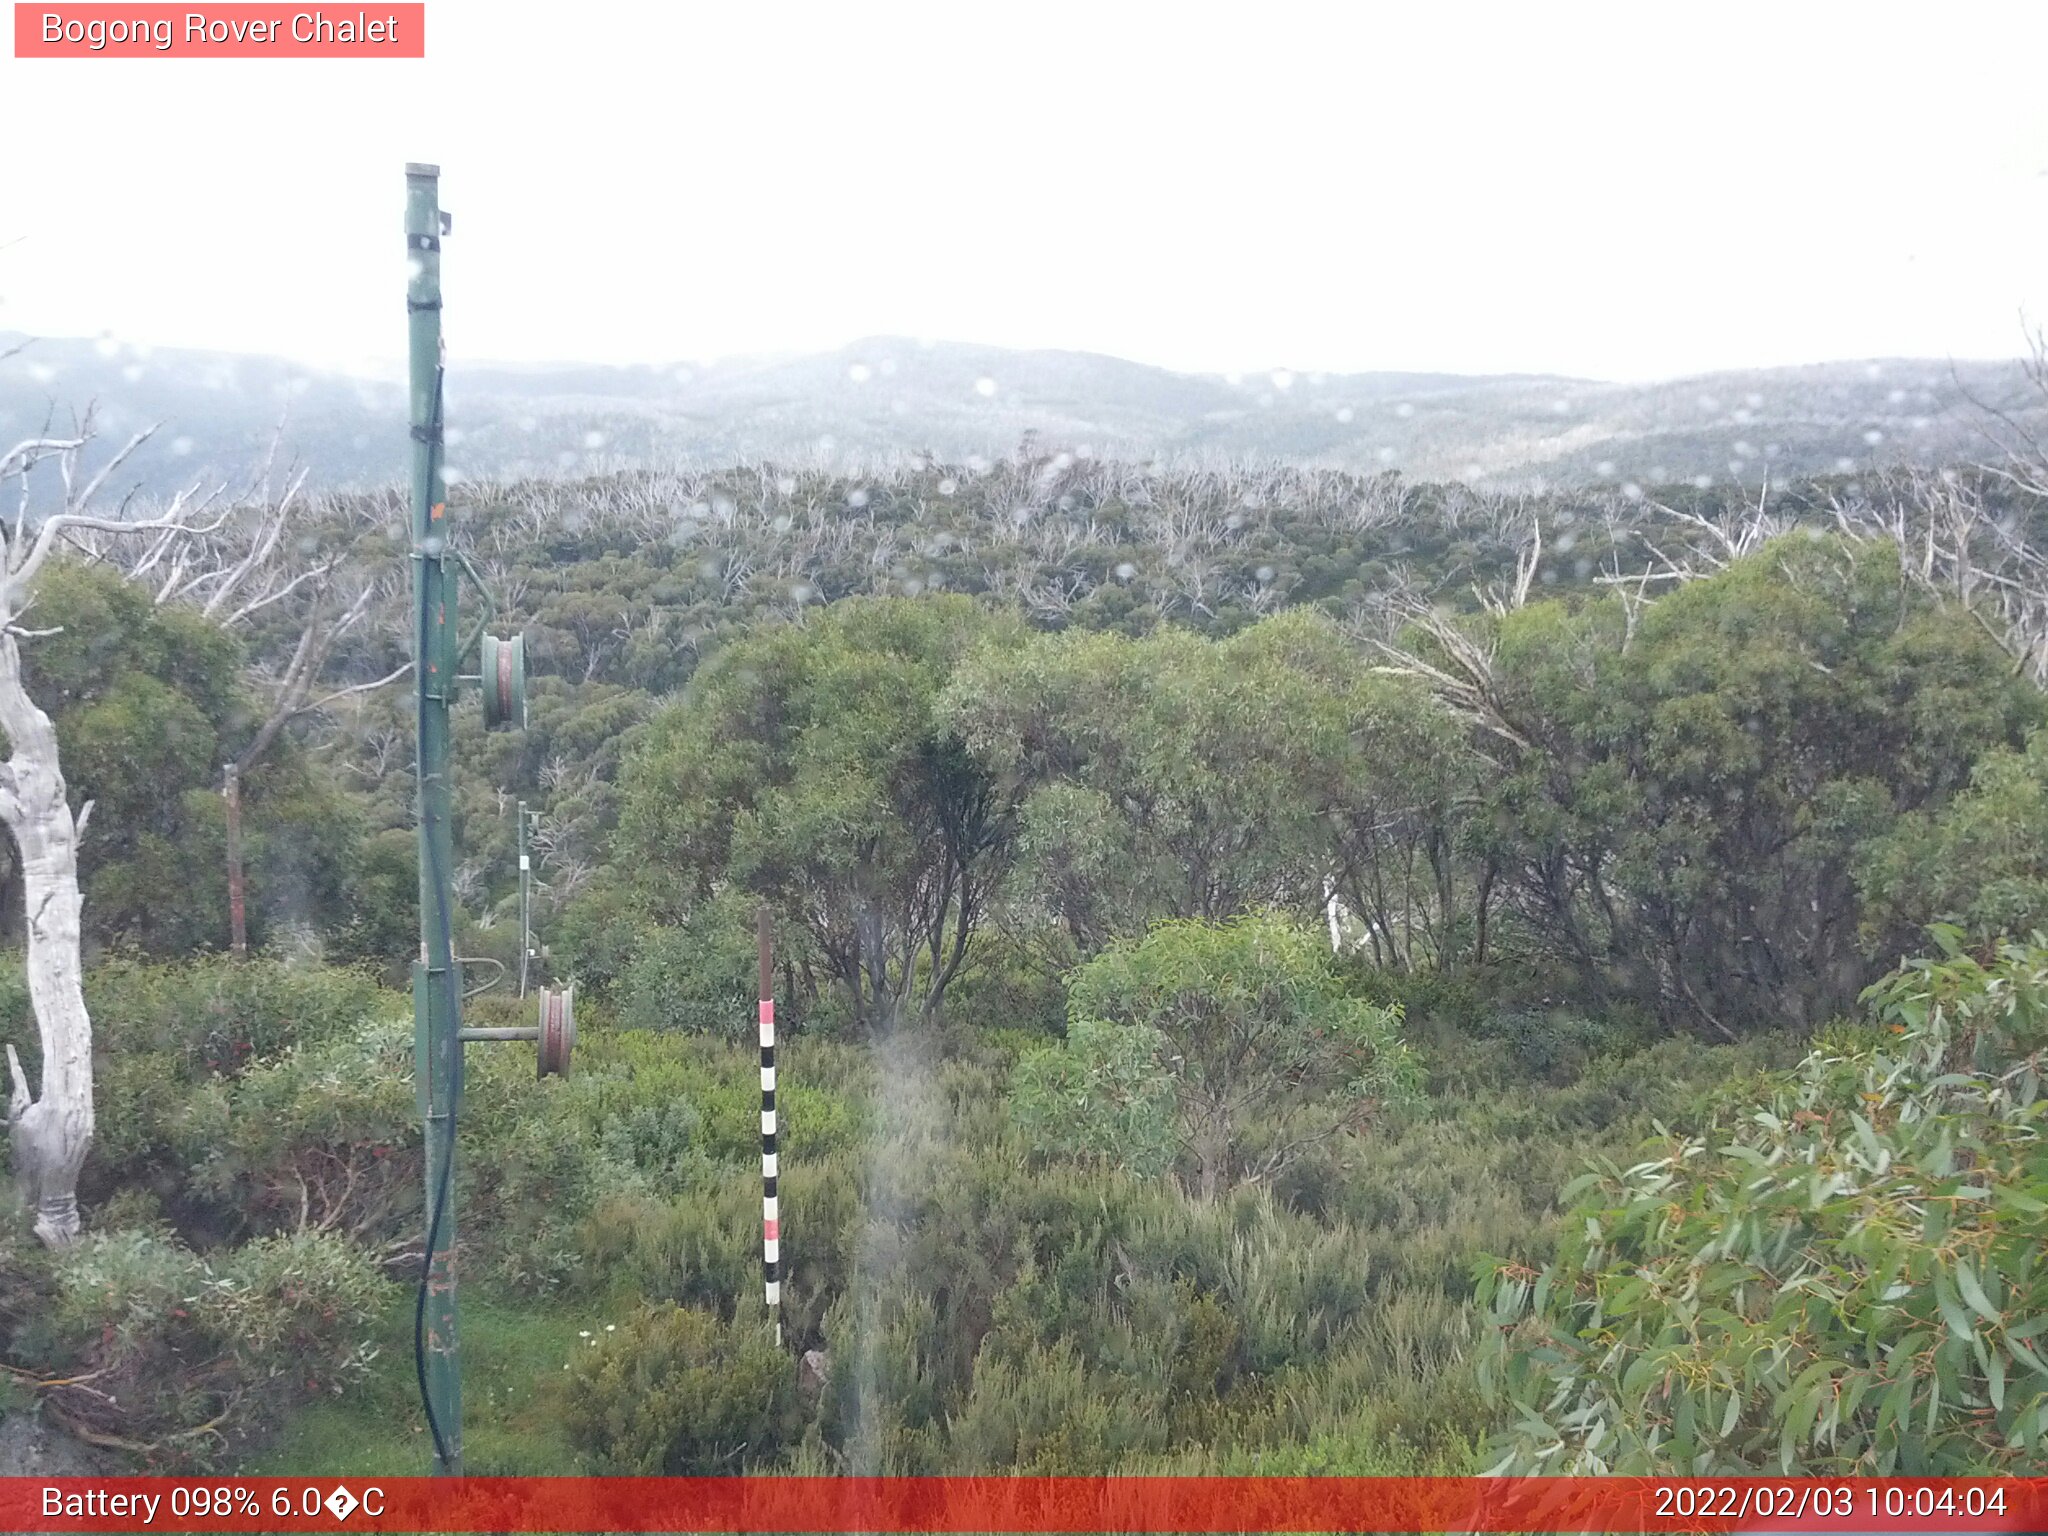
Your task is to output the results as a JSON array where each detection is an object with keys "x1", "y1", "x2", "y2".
[
  {"x1": 2, "y1": 444, "x2": 2047, "y2": 1476},
  {"x1": 6, "y1": 330, "x2": 2042, "y2": 494}
]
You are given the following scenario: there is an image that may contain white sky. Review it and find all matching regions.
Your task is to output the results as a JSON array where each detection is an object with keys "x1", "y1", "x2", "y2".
[{"x1": 2, "y1": 0, "x2": 2046, "y2": 383}]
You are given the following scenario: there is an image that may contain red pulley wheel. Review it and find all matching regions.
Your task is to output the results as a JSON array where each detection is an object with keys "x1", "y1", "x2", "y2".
[
  {"x1": 537, "y1": 985, "x2": 574, "y2": 1078},
  {"x1": 481, "y1": 633, "x2": 526, "y2": 730}
]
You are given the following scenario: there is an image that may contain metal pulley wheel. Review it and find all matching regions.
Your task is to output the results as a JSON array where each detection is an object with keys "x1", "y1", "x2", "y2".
[
  {"x1": 536, "y1": 985, "x2": 575, "y2": 1078},
  {"x1": 481, "y1": 632, "x2": 527, "y2": 730}
]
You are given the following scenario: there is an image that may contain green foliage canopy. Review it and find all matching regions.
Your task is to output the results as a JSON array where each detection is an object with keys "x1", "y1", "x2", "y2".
[
  {"x1": 1477, "y1": 929, "x2": 2048, "y2": 1473},
  {"x1": 10, "y1": 562, "x2": 359, "y2": 954},
  {"x1": 1469, "y1": 536, "x2": 2042, "y2": 1031},
  {"x1": 946, "y1": 613, "x2": 1342, "y2": 946},
  {"x1": 1861, "y1": 728, "x2": 2048, "y2": 949},
  {"x1": 620, "y1": 596, "x2": 1021, "y2": 1031}
]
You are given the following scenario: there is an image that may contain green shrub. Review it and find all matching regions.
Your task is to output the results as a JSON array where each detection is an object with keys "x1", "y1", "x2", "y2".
[
  {"x1": 944, "y1": 1340, "x2": 1168, "y2": 1472},
  {"x1": 551, "y1": 882, "x2": 643, "y2": 1000},
  {"x1": 88, "y1": 956, "x2": 382, "y2": 1076},
  {"x1": 1010, "y1": 1017, "x2": 1177, "y2": 1178},
  {"x1": 1477, "y1": 929, "x2": 2048, "y2": 1473},
  {"x1": 564, "y1": 1303, "x2": 799, "y2": 1472},
  {"x1": 584, "y1": 1183, "x2": 756, "y2": 1317},
  {"x1": 0, "y1": 959, "x2": 31, "y2": 1073},
  {"x1": 1861, "y1": 729, "x2": 2048, "y2": 946},
  {"x1": 205, "y1": 1231, "x2": 392, "y2": 1387},
  {"x1": 615, "y1": 890, "x2": 763, "y2": 1041},
  {"x1": 165, "y1": 1009, "x2": 615, "y2": 1289},
  {"x1": 942, "y1": 938, "x2": 1067, "y2": 1038},
  {"x1": 816, "y1": 1285, "x2": 950, "y2": 1472},
  {"x1": 1470, "y1": 1008, "x2": 1649, "y2": 1087},
  {"x1": 83, "y1": 958, "x2": 387, "y2": 1191},
  {"x1": 1048, "y1": 914, "x2": 1417, "y2": 1199},
  {"x1": 596, "y1": 1099, "x2": 703, "y2": 1184},
  {"x1": 173, "y1": 1018, "x2": 418, "y2": 1243},
  {"x1": 89, "y1": 1045, "x2": 192, "y2": 1187},
  {"x1": 40, "y1": 1226, "x2": 389, "y2": 1460},
  {"x1": 579, "y1": 1028, "x2": 865, "y2": 1164},
  {"x1": 465, "y1": 1090, "x2": 608, "y2": 1293}
]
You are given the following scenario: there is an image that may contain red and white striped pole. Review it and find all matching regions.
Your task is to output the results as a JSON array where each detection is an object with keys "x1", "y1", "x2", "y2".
[{"x1": 758, "y1": 904, "x2": 781, "y2": 1346}]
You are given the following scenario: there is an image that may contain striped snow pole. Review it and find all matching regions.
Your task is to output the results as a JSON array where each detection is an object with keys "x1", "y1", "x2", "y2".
[{"x1": 758, "y1": 904, "x2": 781, "y2": 1346}]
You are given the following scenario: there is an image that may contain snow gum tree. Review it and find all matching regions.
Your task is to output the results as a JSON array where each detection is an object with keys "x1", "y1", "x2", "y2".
[{"x1": 0, "y1": 424, "x2": 227, "y2": 1245}]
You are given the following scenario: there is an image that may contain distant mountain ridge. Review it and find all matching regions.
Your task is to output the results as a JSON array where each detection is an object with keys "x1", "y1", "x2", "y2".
[{"x1": 1, "y1": 331, "x2": 2038, "y2": 497}]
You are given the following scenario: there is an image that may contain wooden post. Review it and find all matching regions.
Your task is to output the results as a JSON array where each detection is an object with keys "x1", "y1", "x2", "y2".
[{"x1": 223, "y1": 762, "x2": 247, "y2": 958}]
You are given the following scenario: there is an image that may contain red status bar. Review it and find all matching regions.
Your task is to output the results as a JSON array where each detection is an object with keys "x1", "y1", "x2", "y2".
[{"x1": 10, "y1": 1476, "x2": 2048, "y2": 1533}]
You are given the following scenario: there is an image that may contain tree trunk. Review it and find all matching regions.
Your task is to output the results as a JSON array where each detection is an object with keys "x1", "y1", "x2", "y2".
[
  {"x1": 1196, "y1": 1136, "x2": 1225, "y2": 1202},
  {"x1": 1192, "y1": 1108, "x2": 1230, "y2": 1203},
  {"x1": 1474, "y1": 859, "x2": 1496, "y2": 968},
  {"x1": 0, "y1": 631, "x2": 94, "y2": 1248}
]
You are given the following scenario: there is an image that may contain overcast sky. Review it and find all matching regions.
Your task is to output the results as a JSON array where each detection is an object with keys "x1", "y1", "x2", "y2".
[{"x1": 2, "y1": 1, "x2": 2045, "y2": 383}]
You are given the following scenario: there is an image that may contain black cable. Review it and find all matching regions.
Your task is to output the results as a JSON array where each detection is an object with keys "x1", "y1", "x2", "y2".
[{"x1": 411, "y1": 359, "x2": 462, "y2": 1473}]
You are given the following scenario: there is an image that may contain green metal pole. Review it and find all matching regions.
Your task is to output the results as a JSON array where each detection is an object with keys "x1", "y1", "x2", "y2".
[{"x1": 406, "y1": 161, "x2": 463, "y2": 1477}]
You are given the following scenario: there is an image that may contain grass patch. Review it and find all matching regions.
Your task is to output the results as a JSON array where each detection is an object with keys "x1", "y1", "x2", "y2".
[{"x1": 249, "y1": 1289, "x2": 616, "y2": 1476}]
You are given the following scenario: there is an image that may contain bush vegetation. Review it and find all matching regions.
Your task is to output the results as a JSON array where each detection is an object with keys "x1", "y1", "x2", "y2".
[{"x1": 0, "y1": 457, "x2": 2044, "y2": 1474}]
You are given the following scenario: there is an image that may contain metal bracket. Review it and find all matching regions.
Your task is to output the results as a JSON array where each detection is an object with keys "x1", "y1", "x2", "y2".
[
  {"x1": 456, "y1": 986, "x2": 574, "y2": 1078},
  {"x1": 450, "y1": 545, "x2": 498, "y2": 666}
]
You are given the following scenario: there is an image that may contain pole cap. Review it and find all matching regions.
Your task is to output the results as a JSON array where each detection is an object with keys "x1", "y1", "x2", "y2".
[{"x1": 406, "y1": 162, "x2": 441, "y2": 178}]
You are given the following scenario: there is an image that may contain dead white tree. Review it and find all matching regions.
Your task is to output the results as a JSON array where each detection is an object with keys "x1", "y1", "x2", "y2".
[
  {"x1": 1477, "y1": 516, "x2": 1542, "y2": 616},
  {"x1": 1368, "y1": 594, "x2": 1530, "y2": 763},
  {"x1": 1, "y1": 422, "x2": 228, "y2": 1246},
  {"x1": 1594, "y1": 465, "x2": 2048, "y2": 686},
  {"x1": 1830, "y1": 465, "x2": 2048, "y2": 686}
]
